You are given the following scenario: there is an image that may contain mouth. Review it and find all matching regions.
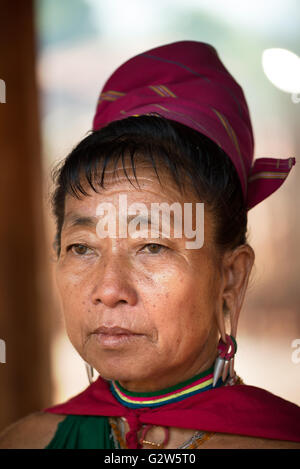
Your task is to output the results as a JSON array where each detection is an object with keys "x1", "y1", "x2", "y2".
[{"x1": 92, "y1": 326, "x2": 144, "y2": 348}]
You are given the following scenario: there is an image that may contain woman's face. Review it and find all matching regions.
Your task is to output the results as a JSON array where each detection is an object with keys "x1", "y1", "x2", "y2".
[{"x1": 56, "y1": 162, "x2": 223, "y2": 391}]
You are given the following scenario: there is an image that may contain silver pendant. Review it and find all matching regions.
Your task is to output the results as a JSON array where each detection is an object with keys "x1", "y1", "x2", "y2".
[
  {"x1": 85, "y1": 362, "x2": 94, "y2": 384},
  {"x1": 213, "y1": 356, "x2": 225, "y2": 387},
  {"x1": 229, "y1": 357, "x2": 235, "y2": 377},
  {"x1": 222, "y1": 359, "x2": 230, "y2": 382},
  {"x1": 84, "y1": 361, "x2": 99, "y2": 384}
]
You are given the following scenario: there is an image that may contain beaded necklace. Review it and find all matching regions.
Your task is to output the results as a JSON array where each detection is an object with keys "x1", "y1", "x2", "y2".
[{"x1": 109, "y1": 417, "x2": 215, "y2": 449}]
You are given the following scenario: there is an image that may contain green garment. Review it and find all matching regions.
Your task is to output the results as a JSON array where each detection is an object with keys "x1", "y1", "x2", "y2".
[{"x1": 44, "y1": 414, "x2": 117, "y2": 449}]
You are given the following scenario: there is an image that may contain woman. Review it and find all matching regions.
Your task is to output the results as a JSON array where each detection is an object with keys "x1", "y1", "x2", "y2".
[{"x1": 0, "y1": 40, "x2": 299, "y2": 449}]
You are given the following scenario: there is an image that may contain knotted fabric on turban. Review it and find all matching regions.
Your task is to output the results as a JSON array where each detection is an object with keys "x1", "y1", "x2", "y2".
[{"x1": 92, "y1": 40, "x2": 296, "y2": 211}]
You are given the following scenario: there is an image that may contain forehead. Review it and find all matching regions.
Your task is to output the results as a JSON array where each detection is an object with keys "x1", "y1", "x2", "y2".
[
  {"x1": 101, "y1": 159, "x2": 187, "y2": 195},
  {"x1": 64, "y1": 160, "x2": 199, "y2": 214},
  {"x1": 62, "y1": 160, "x2": 217, "y2": 252}
]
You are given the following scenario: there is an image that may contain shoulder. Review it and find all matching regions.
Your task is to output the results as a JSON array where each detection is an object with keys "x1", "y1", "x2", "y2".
[
  {"x1": 202, "y1": 432, "x2": 300, "y2": 449},
  {"x1": 0, "y1": 411, "x2": 67, "y2": 449}
]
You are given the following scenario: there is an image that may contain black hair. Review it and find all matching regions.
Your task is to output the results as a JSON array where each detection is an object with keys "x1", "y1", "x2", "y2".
[{"x1": 50, "y1": 115, "x2": 248, "y2": 258}]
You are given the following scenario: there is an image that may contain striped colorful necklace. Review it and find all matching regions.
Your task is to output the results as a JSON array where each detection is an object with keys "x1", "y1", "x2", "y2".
[{"x1": 110, "y1": 364, "x2": 223, "y2": 409}]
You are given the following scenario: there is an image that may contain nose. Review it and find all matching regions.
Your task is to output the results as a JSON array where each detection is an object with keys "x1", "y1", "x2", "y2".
[{"x1": 91, "y1": 255, "x2": 138, "y2": 308}]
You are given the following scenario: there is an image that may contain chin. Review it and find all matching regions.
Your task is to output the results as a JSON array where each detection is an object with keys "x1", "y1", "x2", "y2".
[
  {"x1": 99, "y1": 370, "x2": 142, "y2": 387},
  {"x1": 96, "y1": 359, "x2": 157, "y2": 388}
]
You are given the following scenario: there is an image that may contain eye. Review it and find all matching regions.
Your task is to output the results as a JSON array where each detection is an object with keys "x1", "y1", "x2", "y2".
[
  {"x1": 67, "y1": 244, "x2": 94, "y2": 256},
  {"x1": 142, "y1": 243, "x2": 168, "y2": 254}
]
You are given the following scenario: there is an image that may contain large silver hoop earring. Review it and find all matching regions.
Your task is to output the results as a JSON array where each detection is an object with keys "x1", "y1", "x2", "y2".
[
  {"x1": 84, "y1": 361, "x2": 98, "y2": 384},
  {"x1": 212, "y1": 334, "x2": 237, "y2": 387}
]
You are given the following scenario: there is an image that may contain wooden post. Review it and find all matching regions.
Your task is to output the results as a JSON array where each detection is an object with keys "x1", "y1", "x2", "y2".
[{"x1": 0, "y1": 0, "x2": 53, "y2": 431}]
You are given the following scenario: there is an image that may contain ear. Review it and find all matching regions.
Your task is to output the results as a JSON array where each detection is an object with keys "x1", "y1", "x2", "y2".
[{"x1": 215, "y1": 244, "x2": 255, "y2": 341}]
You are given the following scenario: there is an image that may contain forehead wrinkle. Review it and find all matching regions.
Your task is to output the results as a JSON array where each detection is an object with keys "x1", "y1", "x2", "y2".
[
  {"x1": 98, "y1": 164, "x2": 183, "y2": 191},
  {"x1": 65, "y1": 182, "x2": 199, "y2": 215},
  {"x1": 79, "y1": 174, "x2": 188, "y2": 203},
  {"x1": 102, "y1": 165, "x2": 155, "y2": 174}
]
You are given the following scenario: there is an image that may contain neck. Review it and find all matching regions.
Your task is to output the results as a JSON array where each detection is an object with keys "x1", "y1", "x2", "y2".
[{"x1": 110, "y1": 357, "x2": 221, "y2": 409}]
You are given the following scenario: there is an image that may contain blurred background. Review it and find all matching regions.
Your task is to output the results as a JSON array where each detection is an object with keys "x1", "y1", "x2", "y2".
[{"x1": 0, "y1": 0, "x2": 299, "y2": 432}]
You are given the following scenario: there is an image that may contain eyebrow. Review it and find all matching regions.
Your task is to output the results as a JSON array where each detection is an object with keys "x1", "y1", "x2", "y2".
[
  {"x1": 63, "y1": 214, "x2": 99, "y2": 229},
  {"x1": 64, "y1": 214, "x2": 158, "y2": 226}
]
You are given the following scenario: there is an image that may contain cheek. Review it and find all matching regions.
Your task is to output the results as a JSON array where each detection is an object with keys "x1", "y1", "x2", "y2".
[
  {"x1": 56, "y1": 267, "x2": 79, "y2": 310},
  {"x1": 145, "y1": 268, "x2": 216, "y2": 347},
  {"x1": 55, "y1": 265, "x2": 87, "y2": 341}
]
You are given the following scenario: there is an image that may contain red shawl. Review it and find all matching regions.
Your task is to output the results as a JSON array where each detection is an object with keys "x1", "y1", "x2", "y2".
[{"x1": 43, "y1": 376, "x2": 300, "y2": 448}]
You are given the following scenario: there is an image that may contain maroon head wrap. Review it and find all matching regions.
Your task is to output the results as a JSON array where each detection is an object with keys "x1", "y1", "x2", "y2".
[{"x1": 92, "y1": 40, "x2": 296, "y2": 210}]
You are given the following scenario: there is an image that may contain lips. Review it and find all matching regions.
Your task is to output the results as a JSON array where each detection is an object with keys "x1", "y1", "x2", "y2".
[
  {"x1": 93, "y1": 326, "x2": 138, "y2": 335},
  {"x1": 92, "y1": 325, "x2": 143, "y2": 348}
]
